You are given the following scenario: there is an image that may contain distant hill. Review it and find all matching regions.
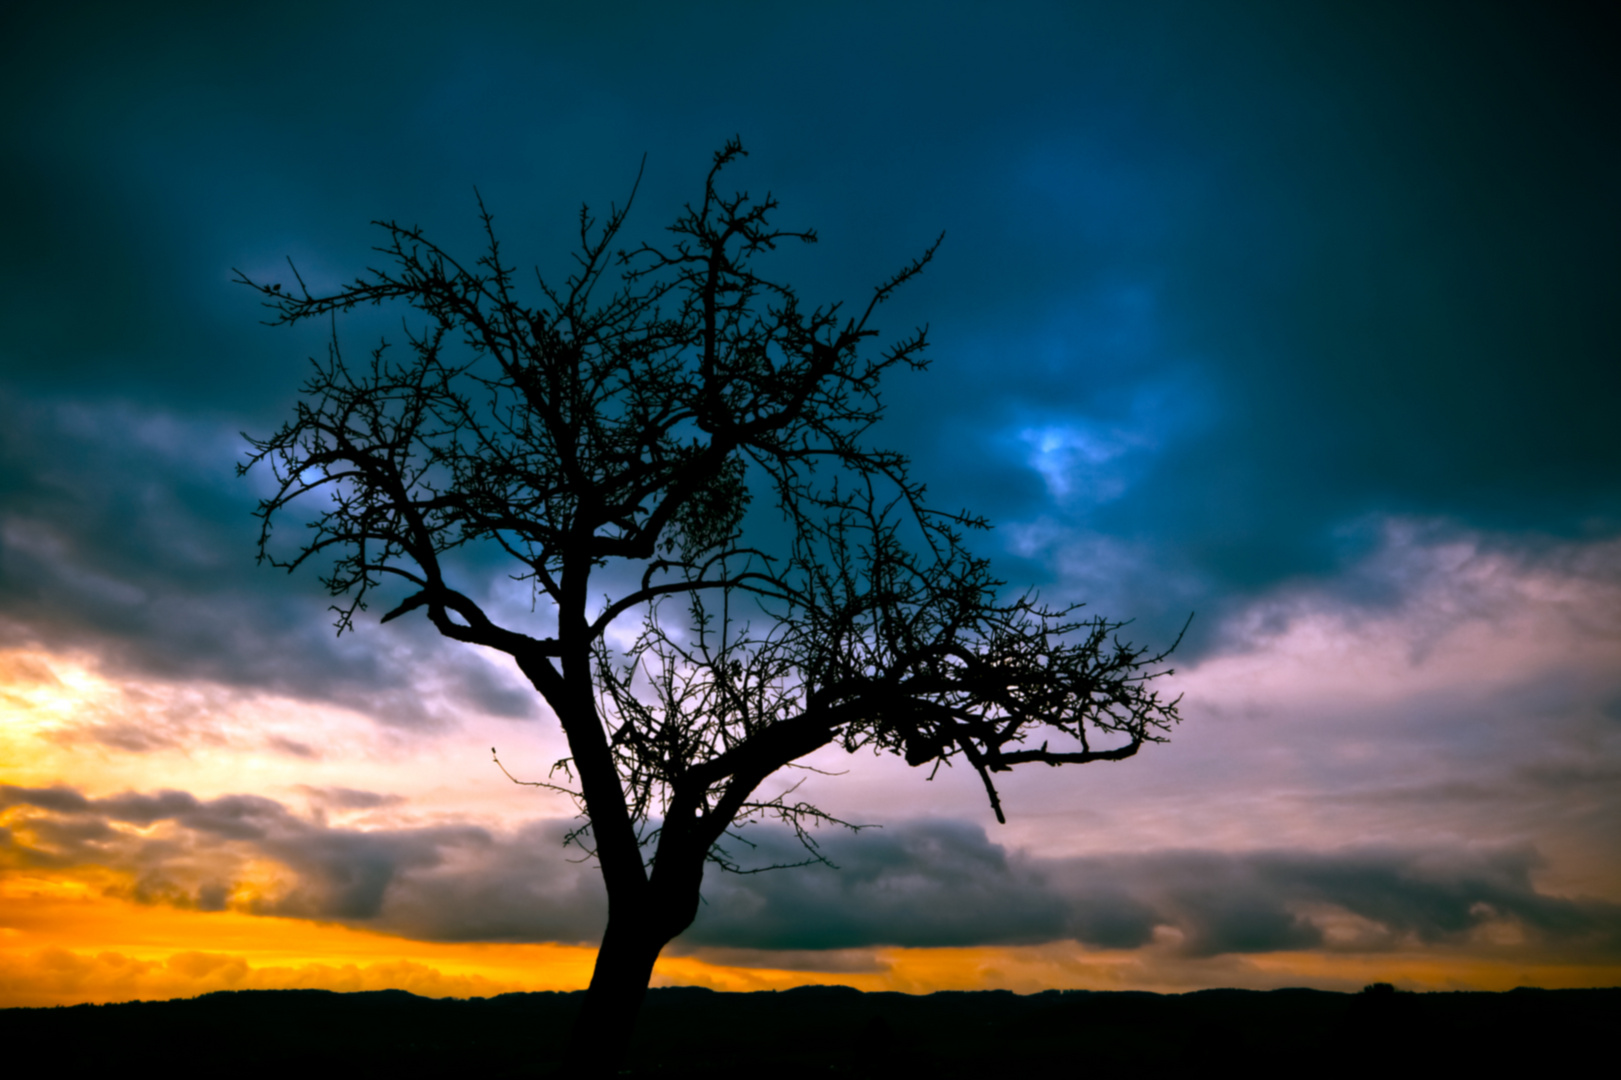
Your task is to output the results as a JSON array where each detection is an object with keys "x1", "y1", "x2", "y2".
[{"x1": 5, "y1": 983, "x2": 1613, "y2": 1076}]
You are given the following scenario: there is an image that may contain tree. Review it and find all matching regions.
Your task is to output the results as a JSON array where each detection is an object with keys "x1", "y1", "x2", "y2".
[{"x1": 237, "y1": 140, "x2": 1183, "y2": 1073}]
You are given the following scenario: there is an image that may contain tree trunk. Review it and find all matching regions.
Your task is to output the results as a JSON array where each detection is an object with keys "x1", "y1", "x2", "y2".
[
  {"x1": 561, "y1": 912, "x2": 669, "y2": 1075},
  {"x1": 558, "y1": 821, "x2": 711, "y2": 1075}
]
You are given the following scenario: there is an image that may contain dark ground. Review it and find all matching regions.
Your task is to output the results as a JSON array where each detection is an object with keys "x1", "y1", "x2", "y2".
[{"x1": 6, "y1": 983, "x2": 1614, "y2": 1076}]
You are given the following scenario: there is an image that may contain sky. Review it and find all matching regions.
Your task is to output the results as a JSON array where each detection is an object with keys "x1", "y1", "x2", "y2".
[{"x1": 2, "y1": 0, "x2": 1619, "y2": 1007}]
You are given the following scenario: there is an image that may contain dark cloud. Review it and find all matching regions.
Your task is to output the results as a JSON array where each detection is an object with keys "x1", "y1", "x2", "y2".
[
  {"x1": 686, "y1": 820, "x2": 1072, "y2": 950},
  {"x1": 1044, "y1": 848, "x2": 1621, "y2": 958},
  {"x1": 372, "y1": 818, "x2": 609, "y2": 944},
  {"x1": 688, "y1": 826, "x2": 1621, "y2": 959},
  {"x1": 1, "y1": 2, "x2": 1614, "y2": 681},
  {"x1": 5, "y1": 785, "x2": 1617, "y2": 962}
]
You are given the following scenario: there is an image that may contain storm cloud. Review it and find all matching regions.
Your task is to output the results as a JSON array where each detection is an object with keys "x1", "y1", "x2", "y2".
[{"x1": 2, "y1": 2, "x2": 1616, "y2": 685}]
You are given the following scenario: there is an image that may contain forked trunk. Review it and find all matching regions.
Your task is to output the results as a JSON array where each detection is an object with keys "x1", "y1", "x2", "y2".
[{"x1": 560, "y1": 914, "x2": 669, "y2": 1075}]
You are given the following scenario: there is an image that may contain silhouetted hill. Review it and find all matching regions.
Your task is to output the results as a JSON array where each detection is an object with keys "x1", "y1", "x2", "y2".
[{"x1": 4, "y1": 984, "x2": 1612, "y2": 1077}]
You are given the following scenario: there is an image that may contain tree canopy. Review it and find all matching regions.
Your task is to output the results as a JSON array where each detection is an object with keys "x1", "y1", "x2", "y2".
[{"x1": 238, "y1": 139, "x2": 1183, "y2": 1070}]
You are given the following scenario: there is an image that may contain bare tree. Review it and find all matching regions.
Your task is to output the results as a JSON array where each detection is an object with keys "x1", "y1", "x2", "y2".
[{"x1": 237, "y1": 140, "x2": 1183, "y2": 1072}]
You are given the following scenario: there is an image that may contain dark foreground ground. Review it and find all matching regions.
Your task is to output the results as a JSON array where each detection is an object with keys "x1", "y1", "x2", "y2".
[{"x1": 6, "y1": 983, "x2": 1615, "y2": 1077}]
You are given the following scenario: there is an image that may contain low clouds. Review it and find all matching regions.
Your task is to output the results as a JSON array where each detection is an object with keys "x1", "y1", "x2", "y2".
[
  {"x1": 1045, "y1": 848, "x2": 1621, "y2": 959},
  {"x1": 5, "y1": 785, "x2": 1617, "y2": 967},
  {"x1": 687, "y1": 820, "x2": 1071, "y2": 951},
  {"x1": 0, "y1": 778, "x2": 609, "y2": 940},
  {"x1": 0, "y1": 784, "x2": 607, "y2": 942},
  {"x1": 688, "y1": 825, "x2": 1621, "y2": 961}
]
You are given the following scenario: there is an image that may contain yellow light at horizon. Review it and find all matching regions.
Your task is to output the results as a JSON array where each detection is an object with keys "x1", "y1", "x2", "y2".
[
  {"x1": 0, "y1": 881, "x2": 600, "y2": 1007},
  {"x1": 5, "y1": 879, "x2": 1617, "y2": 1010}
]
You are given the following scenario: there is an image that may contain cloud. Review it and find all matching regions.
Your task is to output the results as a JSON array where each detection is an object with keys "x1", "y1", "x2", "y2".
[
  {"x1": 0, "y1": 393, "x2": 541, "y2": 732},
  {"x1": 970, "y1": 520, "x2": 1621, "y2": 881},
  {"x1": 1046, "y1": 848, "x2": 1621, "y2": 959},
  {"x1": 6, "y1": 785, "x2": 1617, "y2": 965},
  {"x1": 684, "y1": 820, "x2": 1072, "y2": 950},
  {"x1": 0, "y1": 783, "x2": 606, "y2": 941},
  {"x1": 294, "y1": 786, "x2": 408, "y2": 811},
  {"x1": 3, "y1": 1, "x2": 1615, "y2": 682},
  {"x1": 686, "y1": 825, "x2": 1621, "y2": 960}
]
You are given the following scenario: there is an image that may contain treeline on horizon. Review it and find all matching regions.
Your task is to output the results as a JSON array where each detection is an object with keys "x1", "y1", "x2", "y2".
[{"x1": 6, "y1": 983, "x2": 1611, "y2": 1076}]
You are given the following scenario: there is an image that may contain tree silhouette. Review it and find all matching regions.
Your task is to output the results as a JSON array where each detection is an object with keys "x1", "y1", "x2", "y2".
[{"x1": 237, "y1": 139, "x2": 1183, "y2": 1072}]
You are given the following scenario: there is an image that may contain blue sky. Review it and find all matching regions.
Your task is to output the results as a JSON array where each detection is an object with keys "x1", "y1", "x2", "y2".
[{"x1": 2, "y1": 1, "x2": 1618, "y2": 1001}]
